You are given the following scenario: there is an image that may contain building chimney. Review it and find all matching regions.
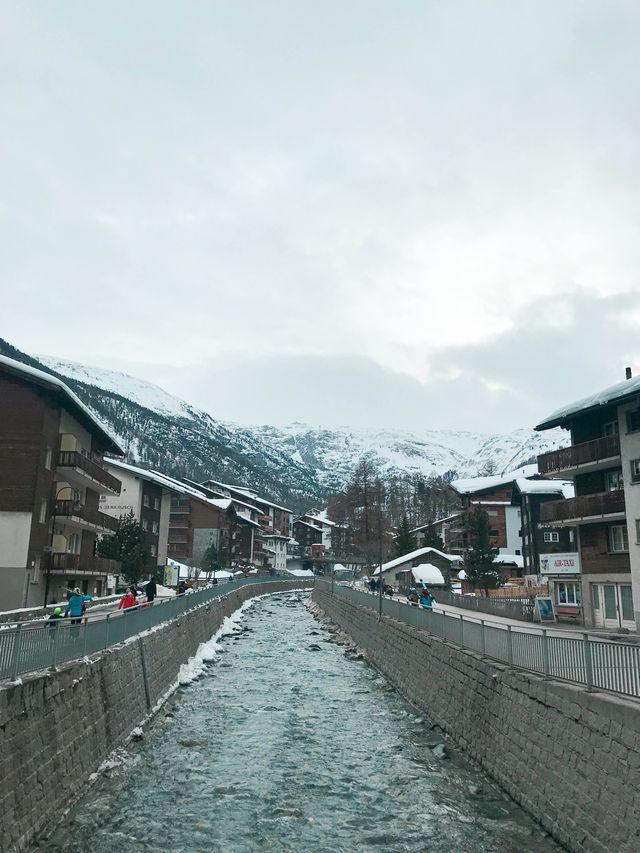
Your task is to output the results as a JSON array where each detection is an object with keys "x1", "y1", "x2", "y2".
[{"x1": 626, "y1": 367, "x2": 633, "y2": 380}]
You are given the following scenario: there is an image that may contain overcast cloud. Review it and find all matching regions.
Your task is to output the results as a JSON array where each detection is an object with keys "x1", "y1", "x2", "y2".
[{"x1": 1, "y1": 1, "x2": 640, "y2": 431}]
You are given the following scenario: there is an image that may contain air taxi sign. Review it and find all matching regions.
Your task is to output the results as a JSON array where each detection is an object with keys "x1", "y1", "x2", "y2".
[{"x1": 539, "y1": 553, "x2": 581, "y2": 575}]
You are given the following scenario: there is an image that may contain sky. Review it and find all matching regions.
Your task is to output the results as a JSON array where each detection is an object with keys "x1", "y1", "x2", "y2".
[{"x1": 2, "y1": 1, "x2": 640, "y2": 432}]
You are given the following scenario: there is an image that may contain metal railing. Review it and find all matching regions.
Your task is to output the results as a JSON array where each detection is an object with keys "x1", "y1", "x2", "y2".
[
  {"x1": 56, "y1": 451, "x2": 122, "y2": 495},
  {"x1": 435, "y1": 589, "x2": 535, "y2": 621},
  {"x1": 0, "y1": 576, "x2": 310, "y2": 682},
  {"x1": 538, "y1": 435, "x2": 621, "y2": 475},
  {"x1": 317, "y1": 581, "x2": 640, "y2": 700},
  {"x1": 540, "y1": 489, "x2": 625, "y2": 523}
]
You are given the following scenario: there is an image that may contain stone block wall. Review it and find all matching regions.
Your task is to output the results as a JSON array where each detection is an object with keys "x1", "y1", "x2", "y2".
[
  {"x1": 313, "y1": 587, "x2": 640, "y2": 853},
  {"x1": 0, "y1": 580, "x2": 309, "y2": 853}
]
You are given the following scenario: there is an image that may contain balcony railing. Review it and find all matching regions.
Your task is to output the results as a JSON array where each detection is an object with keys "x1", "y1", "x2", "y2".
[
  {"x1": 540, "y1": 490, "x2": 625, "y2": 523},
  {"x1": 538, "y1": 435, "x2": 621, "y2": 475},
  {"x1": 56, "y1": 451, "x2": 122, "y2": 495},
  {"x1": 52, "y1": 500, "x2": 119, "y2": 533},
  {"x1": 50, "y1": 553, "x2": 121, "y2": 574}
]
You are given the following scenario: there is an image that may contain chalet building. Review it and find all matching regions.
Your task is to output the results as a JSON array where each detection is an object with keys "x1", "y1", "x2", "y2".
[
  {"x1": 187, "y1": 479, "x2": 261, "y2": 565},
  {"x1": 199, "y1": 479, "x2": 294, "y2": 561},
  {"x1": 262, "y1": 533, "x2": 289, "y2": 573},
  {"x1": 375, "y1": 546, "x2": 461, "y2": 591},
  {"x1": 299, "y1": 512, "x2": 335, "y2": 550},
  {"x1": 510, "y1": 478, "x2": 577, "y2": 606},
  {"x1": 536, "y1": 370, "x2": 640, "y2": 630},
  {"x1": 450, "y1": 466, "x2": 539, "y2": 558},
  {"x1": 412, "y1": 513, "x2": 467, "y2": 554},
  {"x1": 168, "y1": 491, "x2": 235, "y2": 569},
  {"x1": 0, "y1": 355, "x2": 123, "y2": 608},
  {"x1": 293, "y1": 518, "x2": 323, "y2": 551},
  {"x1": 101, "y1": 459, "x2": 182, "y2": 575}
]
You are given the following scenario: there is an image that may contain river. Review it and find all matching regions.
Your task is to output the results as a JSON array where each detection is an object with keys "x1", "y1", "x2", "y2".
[{"x1": 40, "y1": 591, "x2": 561, "y2": 852}]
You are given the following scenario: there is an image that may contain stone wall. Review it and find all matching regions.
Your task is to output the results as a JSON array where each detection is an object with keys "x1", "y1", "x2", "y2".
[
  {"x1": 313, "y1": 587, "x2": 640, "y2": 853},
  {"x1": 0, "y1": 581, "x2": 310, "y2": 853}
]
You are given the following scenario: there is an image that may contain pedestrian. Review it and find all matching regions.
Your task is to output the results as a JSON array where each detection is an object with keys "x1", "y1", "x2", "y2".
[
  {"x1": 65, "y1": 588, "x2": 91, "y2": 635},
  {"x1": 177, "y1": 580, "x2": 187, "y2": 596},
  {"x1": 419, "y1": 588, "x2": 435, "y2": 610},
  {"x1": 145, "y1": 577, "x2": 157, "y2": 604},
  {"x1": 118, "y1": 585, "x2": 138, "y2": 610}
]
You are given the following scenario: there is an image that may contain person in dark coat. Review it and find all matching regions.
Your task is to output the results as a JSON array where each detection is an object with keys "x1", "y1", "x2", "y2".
[{"x1": 145, "y1": 578, "x2": 157, "y2": 603}]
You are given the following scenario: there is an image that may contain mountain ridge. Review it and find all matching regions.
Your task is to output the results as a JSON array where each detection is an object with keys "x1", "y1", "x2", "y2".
[{"x1": 1, "y1": 342, "x2": 568, "y2": 507}]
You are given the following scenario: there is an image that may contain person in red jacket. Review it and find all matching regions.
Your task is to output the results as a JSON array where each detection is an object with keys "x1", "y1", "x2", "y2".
[{"x1": 118, "y1": 585, "x2": 138, "y2": 610}]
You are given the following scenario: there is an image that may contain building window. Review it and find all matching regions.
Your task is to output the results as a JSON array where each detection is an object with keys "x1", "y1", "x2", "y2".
[
  {"x1": 609, "y1": 524, "x2": 629, "y2": 553},
  {"x1": 543, "y1": 531, "x2": 560, "y2": 543},
  {"x1": 627, "y1": 409, "x2": 640, "y2": 433},
  {"x1": 154, "y1": 497, "x2": 160, "y2": 511},
  {"x1": 150, "y1": 544, "x2": 157, "y2": 557},
  {"x1": 489, "y1": 529, "x2": 499, "y2": 538},
  {"x1": 635, "y1": 519, "x2": 640, "y2": 544},
  {"x1": 603, "y1": 420, "x2": 619, "y2": 437},
  {"x1": 39, "y1": 498, "x2": 48, "y2": 524},
  {"x1": 142, "y1": 518, "x2": 149, "y2": 532},
  {"x1": 605, "y1": 469, "x2": 624, "y2": 491},
  {"x1": 143, "y1": 495, "x2": 150, "y2": 508},
  {"x1": 45, "y1": 447, "x2": 53, "y2": 470},
  {"x1": 557, "y1": 582, "x2": 581, "y2": 606},
  {"x1": 487, "y1": 510, "x2": 498, "y2": 517},
  {"x1": 152, "y1": 520, "x2": 159, "y2": 534},
  {"x1": 32, "y1": 556, "x2": 41, "y2": 584},
  {"x1": 630, "y1": 459, "x2": 640, "y2": 483},
  {"x1": 569, "y1": 529, "x2": 575, "y2": 543}
]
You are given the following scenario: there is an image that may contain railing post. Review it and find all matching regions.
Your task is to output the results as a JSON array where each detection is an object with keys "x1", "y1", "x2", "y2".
[
  {"x1": 541, "y1": 629, "x2": 550, "y2": 678},
  {"x1": 480, "y1": 619, "x2": 486, "y2": 657},
  {"x1": 441, "y1": 608, "x2": 446, "y2": 640},
  {"x1": 52, "y1": 625, "x2": 59, "y2": 668},
  {"x1": 507, "y1": 624, "x2": 513, "y2": 666},
  {"x1": 459, "y1": 614, "x2": 464, "y2": 648},
  {"x1": 583, "y1": 634, "x2": 594, "y2": 691},
  {"x1": 11, "y1": 623, "x2": 24, "y2": 680},
  {"x1": 82, "y1": 618, "x2": 89, "y2": 658},
  {"x1": 105, "y1": 613, "x2": 110, "y2": 650}
]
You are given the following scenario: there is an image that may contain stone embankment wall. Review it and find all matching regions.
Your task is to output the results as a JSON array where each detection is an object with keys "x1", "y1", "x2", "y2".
[
  {"x1": 0, "y1": 581, "x2": 310, "y2": 853},
  {"x1": 313, "y1": 587, "x2": 640, "y2": 853}
]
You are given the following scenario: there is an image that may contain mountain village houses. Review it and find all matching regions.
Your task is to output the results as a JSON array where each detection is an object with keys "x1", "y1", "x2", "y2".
[{"x1": 3, "y1": 350, "x2": 640, "y2": 634}]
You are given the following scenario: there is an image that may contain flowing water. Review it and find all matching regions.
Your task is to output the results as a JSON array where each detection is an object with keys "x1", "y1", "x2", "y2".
[{"x1": 40, "y1": 592, "x2": 560, "y2": 853}]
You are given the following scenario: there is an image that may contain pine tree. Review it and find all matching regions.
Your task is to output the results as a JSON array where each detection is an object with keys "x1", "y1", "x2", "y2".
[
  {"x1": 422, "y1": 527, "x2": 445, "y2": 551},
  {"x1": 202, "y1": 543, "x2": 220, "y2": 578},
  {"x1": 97, "y1": 509, "x2": 152, "y2": 585},
  {"x1": 464, "y1": 508, "x2": 501, "y2": 594},
  {"x1": 394, "y1": 514, "x2": 417, "y2": 557}
]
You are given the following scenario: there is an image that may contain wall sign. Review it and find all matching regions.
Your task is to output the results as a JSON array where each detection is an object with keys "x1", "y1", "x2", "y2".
[{"x1": 539, "y1": 552, "x2": 581, "y2": 575}]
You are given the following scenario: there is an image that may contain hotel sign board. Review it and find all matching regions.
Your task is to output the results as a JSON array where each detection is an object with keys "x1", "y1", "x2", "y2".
[{"x1": 539, "y1": 553, "x2": 581, "y2": 575}]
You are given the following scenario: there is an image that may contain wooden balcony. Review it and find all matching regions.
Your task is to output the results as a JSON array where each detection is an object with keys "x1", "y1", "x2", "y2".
[
  {"x1": 52, "y1": 500, "x2": 119, "y2": 533},
  {"x1": 50, "y1": 553, "x2": 121, "y2": 575},
  {"x1": 540, "y1": 490, "x2": 625, "y2": 525},
  {"x1": 538, "y1": 435, "x2": 621, "y2": 476},
  {"x1": 56, "y1": 451, "x2": 122, "y2": 495}
]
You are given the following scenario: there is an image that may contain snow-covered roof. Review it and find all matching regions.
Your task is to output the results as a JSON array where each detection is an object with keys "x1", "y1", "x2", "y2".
[
  {"x1": 494, "y1": 554, "x2": 525, "y2": 568},
  {"x1": 285, "y1": 568, "x2": 314, "y2": 578},
  {"x1": 457, "y1": 569, "x2": 468, "y2": 580},
  {"x1": 304, "y1": 514, "x2": 336, "y2": 527},
  {"x1": 295, "y1": 519, "x2": 324, "y2": 532},
  {"x1": 200, "y1": 479, "x2": 293, "y2": 514},
  {"x1": 536, "y1": 374, "x2": 640, "y2": 431},
  {"x1": 411, "y1": 564, "x2": 446, "y2": 586},
  {"x1": 0, "y1": 353, "x2": 124, "y2": 454},
  {"x1": 513, "y1": 478, "x2": 575, "y2": 499},
  {"x1": 333, "y1": 563, "x2": 349, "y2": 572},
  {"x1": 376, "y1": 547, "x2": 461, "y2": 574},
  {"x1": 411, "y1": 513, "x2": 463, "y2": 532},
  {"x1": 105, "y1": 459, "x2": 233, "y2": 512},
  {"x1": 451, "y1": 464, "x2": 538, "y2": 495}
]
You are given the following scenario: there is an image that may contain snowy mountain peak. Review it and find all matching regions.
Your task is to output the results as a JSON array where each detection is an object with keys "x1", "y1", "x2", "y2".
[{"x1": 37, "y1": 356, "x2": 202, "y2": 422}]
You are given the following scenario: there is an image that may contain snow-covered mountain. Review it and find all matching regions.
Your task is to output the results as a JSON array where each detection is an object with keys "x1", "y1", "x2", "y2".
[{"x1": 33, "y1": 354, "x2": 567, "y2": 494}]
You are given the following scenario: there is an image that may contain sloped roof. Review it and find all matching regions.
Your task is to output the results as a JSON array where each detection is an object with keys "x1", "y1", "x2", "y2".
[
  {"x1": 536, "y1": 374, "x2": 640, "y2": 431},
  {"x1": 411, "y1": 564, "x2": 446, "y2": 585},
  {"x1": 377, "y1": 546, "x2": 461, "y2": 573},
  {"x1": 451, "y1": 464, "x2": 538, "y2": 495},
  {"x1": 0, "y1": 353, "x2": 123, "y2": 454},
  {"x1": 512, "y1": 478, "x2": 575, "y2": 499}
]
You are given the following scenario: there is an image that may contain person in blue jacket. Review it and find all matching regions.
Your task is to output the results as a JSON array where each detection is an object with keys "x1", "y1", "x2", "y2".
[
  {"x1": 65, "y1": 587, "x2": 92, "y2": 628},
  {"x1": 419, "y1": 588, "x2": 435, "y2": 610}
]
